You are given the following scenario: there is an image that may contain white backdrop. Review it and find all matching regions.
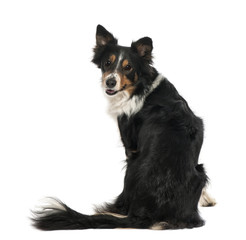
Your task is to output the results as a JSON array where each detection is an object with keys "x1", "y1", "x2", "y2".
[{"x1": 1, "y1": 0, "x2": 246, "y2": 239}]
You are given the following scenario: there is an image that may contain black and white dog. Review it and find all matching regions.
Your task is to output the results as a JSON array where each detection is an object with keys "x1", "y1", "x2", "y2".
[{"x1": 32, "y1": 25, "x2": 215, "y2": 231}]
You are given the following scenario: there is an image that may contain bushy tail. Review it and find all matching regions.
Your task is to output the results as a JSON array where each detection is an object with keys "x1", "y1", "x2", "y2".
[{"x1": 31, "y1": 198, "x2": 149, "y2": 230}]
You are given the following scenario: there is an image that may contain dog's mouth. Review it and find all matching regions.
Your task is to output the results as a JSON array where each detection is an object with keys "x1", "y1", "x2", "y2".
[
  {"x1": 106, "y1": 89, "x2": 118, "y2": 96},
  {"x1": 105, "y1": 85, "x2": 127, "y2": 96}
]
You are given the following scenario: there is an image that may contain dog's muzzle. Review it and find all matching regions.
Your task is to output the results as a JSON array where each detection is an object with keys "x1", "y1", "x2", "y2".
[{"x1": 105, "y1": 77, "x2": 118, "y2": 96}]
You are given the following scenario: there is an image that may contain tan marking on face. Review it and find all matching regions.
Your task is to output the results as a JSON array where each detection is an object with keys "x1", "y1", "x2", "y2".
[
  {"x1": 122, "y1": 59, "x2": 129, "y2": 68},
  {"x1": 119, "y1": 73, "x2": 136, "y2": 96},
  {"x1": 126, "y1": 85, "x2": 136, "y2": 95},
  {"x1": 122, "y1": 73, "x2": 138, "y2": 95},
  {"x1": 120, "y1": 74, "x2": 131, "y2": 89},
  {"x1": 109, "y1": 54, "x2": 116, "y2": 64}
]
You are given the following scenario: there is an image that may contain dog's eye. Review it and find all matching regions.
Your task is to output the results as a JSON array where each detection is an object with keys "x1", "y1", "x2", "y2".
[
  {"x1": 124, "y1": 65, "x2": 132, "y2": 71},
  {"x1": 105, "y1": 60, "x2": 111, "y2": 67}
]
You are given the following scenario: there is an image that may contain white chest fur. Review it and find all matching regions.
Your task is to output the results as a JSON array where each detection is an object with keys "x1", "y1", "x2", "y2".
[{"x1": 106, "y1": 74, "x2": 164, "y2": 118}]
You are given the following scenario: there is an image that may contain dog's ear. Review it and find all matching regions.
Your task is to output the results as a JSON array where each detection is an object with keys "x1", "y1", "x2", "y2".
[
  {"x1": 131, "y1": 37, "x2": 153, "y2": 63},
  {"x1": 96, "y1": 25, "x2": 118, "y2": 46},
  {"x1": 92, "y1": 25, "x2": 117, "y2": 68}
]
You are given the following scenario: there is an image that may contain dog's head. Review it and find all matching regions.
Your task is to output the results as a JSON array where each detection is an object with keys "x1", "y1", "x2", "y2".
[{"x1": 92, "y1": 25, "x2": 154, "y2": 98}]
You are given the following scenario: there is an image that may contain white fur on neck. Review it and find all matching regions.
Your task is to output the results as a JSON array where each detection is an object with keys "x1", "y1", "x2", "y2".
[{"x1": 107, "y1": 74, "x2": 164, "y2": 118}]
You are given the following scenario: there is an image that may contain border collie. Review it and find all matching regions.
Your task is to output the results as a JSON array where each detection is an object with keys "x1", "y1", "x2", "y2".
[{"x1": 32, "y1": 25, "x2": 215, "y2": 231}]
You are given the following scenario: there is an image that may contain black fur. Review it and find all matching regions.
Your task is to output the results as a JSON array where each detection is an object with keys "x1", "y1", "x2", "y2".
[{"x1": 32, "y1": 25, "x2": 208, "y2": 230}]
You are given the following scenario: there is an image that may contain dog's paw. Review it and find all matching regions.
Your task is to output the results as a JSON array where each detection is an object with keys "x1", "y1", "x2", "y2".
[{"x1": 199, "y1": 189, "x2": 216, "y2": 207}]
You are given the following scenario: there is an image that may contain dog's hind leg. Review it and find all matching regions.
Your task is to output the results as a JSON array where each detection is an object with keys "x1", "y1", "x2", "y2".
[{"x1": 199, "y1": 188, "x2": 216, "y2": 207}]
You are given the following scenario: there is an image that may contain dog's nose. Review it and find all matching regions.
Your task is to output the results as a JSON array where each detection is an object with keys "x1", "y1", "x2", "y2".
[{"x1": 106, "y1": 78, "x2": 117, "y2": 88}]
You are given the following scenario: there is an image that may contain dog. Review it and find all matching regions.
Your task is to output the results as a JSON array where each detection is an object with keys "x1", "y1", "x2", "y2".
[{"x1": 32, "y1": 25, "x2": 215, "y2": 231}]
